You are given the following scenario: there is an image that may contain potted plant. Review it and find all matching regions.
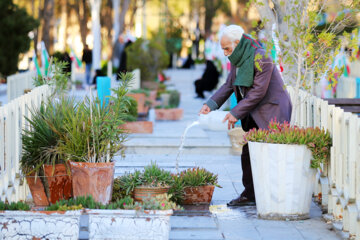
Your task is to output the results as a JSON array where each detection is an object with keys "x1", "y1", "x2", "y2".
[
  {"x1": 114, "y1": 163, "x2": 174, "y2": 202},
  {"x1": 127, "y1": 89, "x2": 150, "y2": 115},
  {"x1": 0, "y1": 200, "x2": 81, "y2": 239},
  {"x1": 20, "y1": 97, "x2": 75, "y2": 206},
  {"x1": 155, "y1": 90, "x2": 183, "y2": 120},
  {"x1": 126, "y1": 37, "x2": 169, "y2": 89},
  {"x1": 51, "y1": 73, "x2": 133, "y2": 204},
  {"x1": 74, "y1": 80, "x2": 83, "y2": 90},
  {"x1": 178, "y1": 168, "x2": 221, "y2": 205},
  {"x1": 246, "y1": 119, "x2": 332, "y2": 220},
  {"x1": 119, "y1": 95, "x2": 154, "y2": 134}
]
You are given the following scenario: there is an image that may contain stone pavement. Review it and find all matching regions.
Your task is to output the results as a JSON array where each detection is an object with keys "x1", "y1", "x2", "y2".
[{"x1": 116, "y1": 68, "x2": 341, "y2": 240}]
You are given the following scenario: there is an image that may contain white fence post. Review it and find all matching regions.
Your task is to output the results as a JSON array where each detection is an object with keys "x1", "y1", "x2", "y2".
[{"x1": 0, "y1": 84, "x2": 51, "y2": 202}]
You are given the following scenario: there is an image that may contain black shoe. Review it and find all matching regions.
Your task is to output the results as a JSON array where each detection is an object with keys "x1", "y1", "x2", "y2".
[{"x1": 227, "y1": 196, "x2": 256, "y2": 206}]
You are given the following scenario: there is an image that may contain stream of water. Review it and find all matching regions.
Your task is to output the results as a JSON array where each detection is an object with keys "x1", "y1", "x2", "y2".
[{"x1": 175, "y1": 121, "x2": 200, "y2": 173}]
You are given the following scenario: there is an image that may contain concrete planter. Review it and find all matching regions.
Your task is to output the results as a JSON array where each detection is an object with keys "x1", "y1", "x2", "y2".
[
  {"x1": 87, "y1": 209, "x2": 173, "y2": 240},
  {"x1": 69, "y1": 161, "x2": 115, "y2": 205},
  {"x1": 183, "y1": 185, "x2": 215, "y2": 205},
  {"x1": 248, "y1": 142, "x2": 316, "y2": 220},
  {"x1": 155, "y1": 108, "x2": 183, "y2": 121},
  {"x1": 0, "y1": 210, "x2": 81, "y2": 239},
  {"x1": 121, "y1": 121, "x2": 153, "y2": 133}
]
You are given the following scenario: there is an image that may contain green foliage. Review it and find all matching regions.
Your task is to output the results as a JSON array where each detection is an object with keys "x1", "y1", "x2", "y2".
[
  {"x1": 0, "y1": 201, "x2": 30, "y2": 211},
  {"x1": 122, "y1": 96, "x2": 138, "y2": 122},
  {"x1": 52, "y1": 73, "x2": 133, "y2": 163},
  {"x1": 46, "y1": 194, "x2": 180, "y2": 211},
  {"x1": 21, "y1": 97, "x2": 76, "y2": 175},
  {"x1": 245, "y1": 120, "x2": 332, "y2": 169},
  {"x1": 126, "y1": 38, "x2": 169, "y2": 82},
  {"x1": 168, "y1": 90, "x2": 180, "y2": 108},
  {"x1": 33, "y1": 59, "x2": 70, "y2": 97},
  {"x1": 168, "y1": 175, "x2": 185, "y2": 204},
  {"x1": 250, "y1": 0, "x2": 359, "y2": 92},
  {"x1": 0, "y1": 0, "x2": 39, "y2": 76},
  {"x1": 46, "y1": 195, "x2": 134, "y2": 210},
  {"x1": 180, "y1": 168, "x2": 221, "y2": 188},
  {"x1": 114, "y1": 163, "x2": 174, "y2": 196},
  {"x1": 129, "y1": 88, "x2": 150, "y2": 97}
]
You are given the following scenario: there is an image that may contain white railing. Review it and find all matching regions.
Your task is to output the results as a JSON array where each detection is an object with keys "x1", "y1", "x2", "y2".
[
  {"x1": 287, "y1": 87, "x2": 360, "y2": 238},
  {"x1": 7, "y1": 71, "x2": 37, "y2": 102},
  {"x1": 0, "y1": 85, "x2": 51, "y2": 202}
]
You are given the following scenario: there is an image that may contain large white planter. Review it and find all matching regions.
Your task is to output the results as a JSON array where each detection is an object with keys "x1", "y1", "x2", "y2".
[
  {"x1": 87, "y1": 209, "x2": 173, "y2": 240},
  {"x1": 0, "y1": 210, "x2": 81, "y2": 239},
  {"x1": 248, "y1": 142, "x2": 316, "y2": 220}
]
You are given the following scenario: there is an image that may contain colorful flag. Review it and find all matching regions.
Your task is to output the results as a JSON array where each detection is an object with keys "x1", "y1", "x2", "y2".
[
  {"x1": 33, "y1": 49, "x2": 42, "y2": 76},
  {"x1": 41, "y1": 41, "x2": 50, "y2": 76},
  {"x1": 70, "y1": 47, "x2": 82, "y2": 69}
]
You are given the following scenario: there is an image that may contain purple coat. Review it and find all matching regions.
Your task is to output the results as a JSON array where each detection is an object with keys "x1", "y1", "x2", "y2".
[{"x1": 206, "y1": 48, "x2": 292, "y2": 129}]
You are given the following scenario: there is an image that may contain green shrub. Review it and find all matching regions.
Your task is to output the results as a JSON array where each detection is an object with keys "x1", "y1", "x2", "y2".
[
  {"x1": 245, "y1": 120, "x2": 332, "y2": 169},
  {"x1": 0, "y1": 201, "x2": 30, "y2": 211},
  {"x1": 168, "y1": 90, "x2": 180, "y2": 108},
  {"x1": 168, "y1": 175, "x2": 185, "y2": 204},
  {"x1": 126, "y1": 38, "x2": 169, "y2": 82},
  {"x1": 129, "y1": 88, "x2": 150, "y2": 97},
  {"x1": 122, "y1": 96, "x2": 138, "y2": 122}
]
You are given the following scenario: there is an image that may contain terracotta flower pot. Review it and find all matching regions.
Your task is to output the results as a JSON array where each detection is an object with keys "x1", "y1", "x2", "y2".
[
  {"x1": 26, "y1": 174, "x2": 49, "y2": 207},
  {"x1": 43, "y1": 164, "x2": 72, "y2": 204},
  {"x1": 182, "y1": 185, "x2": 215, "y2": 205},
  {"x1": 26, "y1": 164, "x2": 72, "y2": 206},
  {"x1": 120, "y1": 121, "x2": 153, "y2": 133},
  {"x1": 69, "y1": 161, "x2": 115, "y2": 205},
  {"x1": 127, "y1": 93, "x2": 148, "y2": 115},
  {"x1": 155, "y1": 108, "x2": 184, "y2": 121},
  {"x1": 134, "y1": 186, "x2": 169, "y2": 202}
]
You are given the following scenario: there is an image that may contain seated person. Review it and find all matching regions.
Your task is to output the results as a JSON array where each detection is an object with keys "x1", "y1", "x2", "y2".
[{"x1": 194, "y1": 60, "x2": 220, "y2": 98}]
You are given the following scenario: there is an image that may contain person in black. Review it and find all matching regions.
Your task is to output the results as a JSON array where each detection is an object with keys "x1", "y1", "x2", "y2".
[
  {"x1": 113, "y1": 35, "x2": 133, "y2": 79},
  {"x1": 82, "y1": 44, "x2": 92, "y2": 85},
  {"x1": 194, "y1": 60, "x2": 220, "y2": 98}
]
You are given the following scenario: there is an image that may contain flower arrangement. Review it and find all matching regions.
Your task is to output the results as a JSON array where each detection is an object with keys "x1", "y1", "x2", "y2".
[{"x1": 245, "y1": 119, "x2": 332, "y2": 169}]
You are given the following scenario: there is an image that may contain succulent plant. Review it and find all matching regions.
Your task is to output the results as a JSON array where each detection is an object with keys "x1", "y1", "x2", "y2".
[{"x1": 245, "y1": 119, "x2": 332, "y2": 169}]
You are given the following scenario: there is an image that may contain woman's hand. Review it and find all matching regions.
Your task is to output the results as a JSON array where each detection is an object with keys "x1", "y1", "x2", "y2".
[{"x1": 198, "y1": 104, "x2": 210, "y2": 115}]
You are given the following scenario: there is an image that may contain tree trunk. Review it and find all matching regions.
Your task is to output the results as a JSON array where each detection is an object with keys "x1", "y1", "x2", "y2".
[
  {"x1": 42, "y1": 0, "x2": 55, "y2": 54},
  {"x1": 58, "y1": 0, "x2": 68, "y2": 51},
  {"x1": 204, "y1": 0, "x2": 215, "y2": 36},
  {"x1": 90, "y1": 0, "x2": 102, "y2": 70},
  {"x1": 142, "y1": 0, "x2": 146, "y2": 39},
  {"x1": 128, "y1": 0, "x2": 138, "y2": 29},
  {"x1": 112, "y1": 0, "x2": 120, "y2": 43},
  {"x1": 119, "y1": 0, "x2": 130, "y2": 36},
  {"x1": 74, "y1": 0, "x2": 89, "y2": 48}
]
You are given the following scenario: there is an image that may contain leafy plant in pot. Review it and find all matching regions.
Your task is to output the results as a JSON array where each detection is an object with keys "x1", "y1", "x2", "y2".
[
  {"x1": 52, "y1": 73, "x2": 133, "y2": 204},
  {"x1": 245, "y1": 119, "x2": 332, "y2": 220},
  {"x1": 20, "y1": 97, "x2": 76, "y2": 206},
  {"x1": 178, "y1": 168, "x2": 221, "y2": 205},
  {"x1": 114, "y1": 163, "x2": 174, "y2": 202},
  {"x1": 155, "y1": 90, "x2": 183, "y2": 120}
]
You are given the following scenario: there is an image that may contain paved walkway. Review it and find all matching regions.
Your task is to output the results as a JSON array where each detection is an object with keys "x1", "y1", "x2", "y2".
[{"x1": 116, "y1": 68, "x2": 340, "y2": 240}]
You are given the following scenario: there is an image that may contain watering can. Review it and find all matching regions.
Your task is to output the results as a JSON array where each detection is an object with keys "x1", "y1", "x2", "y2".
[{"x1": 198, "y1": 110, "x2": 229, "y2": 131}]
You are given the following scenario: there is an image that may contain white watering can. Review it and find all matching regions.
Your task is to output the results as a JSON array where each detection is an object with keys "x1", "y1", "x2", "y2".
[{"x1": 198, "y1": 110, "x2": 229, "y2": 131}]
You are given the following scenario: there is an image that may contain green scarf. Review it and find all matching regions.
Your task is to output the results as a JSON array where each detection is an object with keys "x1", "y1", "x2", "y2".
[{"x1": 228, "y1": 34, "x2": 262, "y2": 87}]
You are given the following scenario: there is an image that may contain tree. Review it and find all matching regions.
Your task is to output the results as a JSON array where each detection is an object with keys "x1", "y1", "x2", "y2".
[
  {"x1": 42, "y1": 0, "x2": 55, "y2": 53},
  {"x1": 249, "y1": 0, "x2": 359, "y2": 122},
  {"x1": 89, "y1": 0, "x2": 102, "y2": 70},
  {"x1": 0, "y1": 0, "x2": 38, "y2": 76}
]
